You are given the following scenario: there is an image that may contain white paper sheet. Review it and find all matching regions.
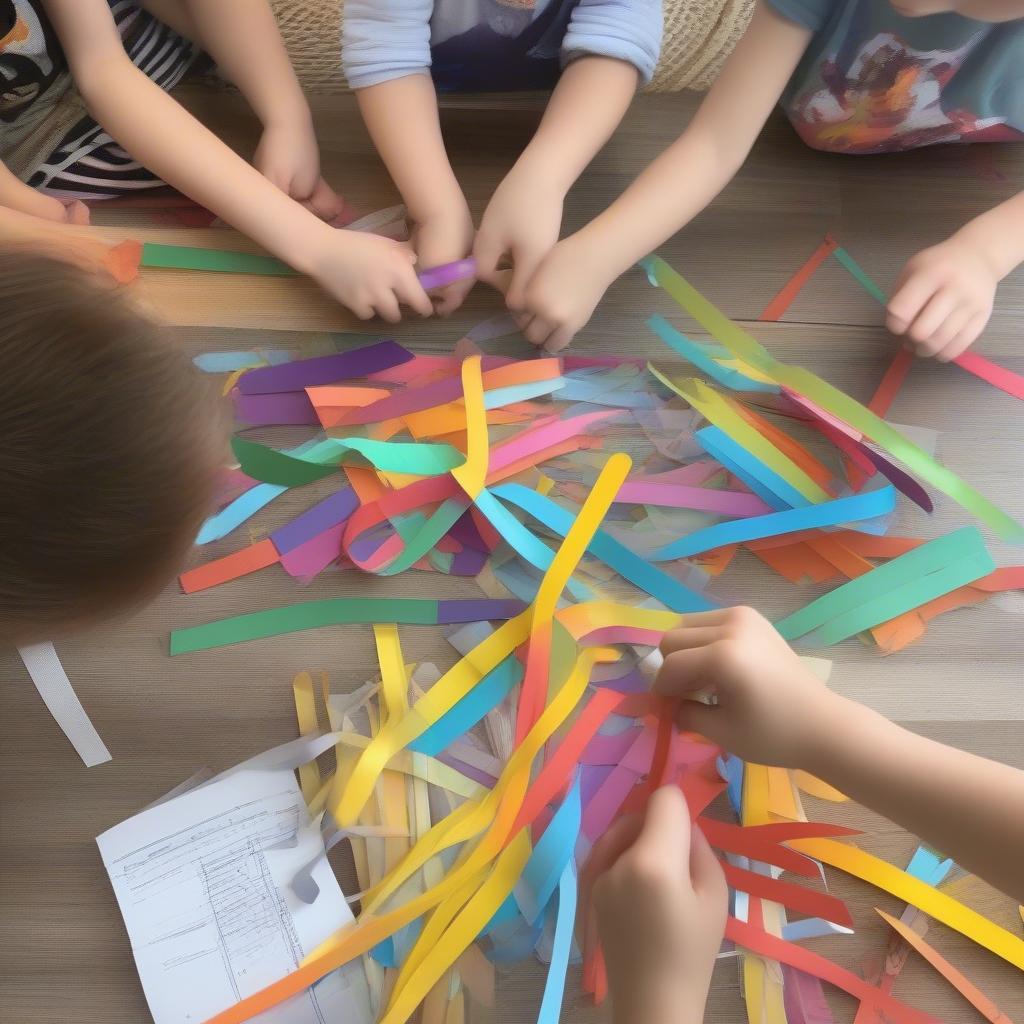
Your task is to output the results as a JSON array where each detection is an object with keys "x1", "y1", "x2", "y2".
[{"x1": 98, "y1": 769, "x2": 371, "y2": 1024}]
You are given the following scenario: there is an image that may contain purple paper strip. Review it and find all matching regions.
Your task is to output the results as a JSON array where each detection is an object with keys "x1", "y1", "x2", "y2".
[
  {"x1": 437, "y1": 752, "x2": 496, "y2": 788},
  {"x1": 418, "y1": 258, "x2": 477, "y2": 291},
  {"x1": 580, "y1": 764, "x2": 615, "y2": 809},
  {"x1": 437, "y1": 599, "x2": 526, "y2": 622},
  {"x1": 237, "y1": 340, "x2": 413, "y2": 395},
  {"x1": 280, "y1": 524, "x2": 346, "y2": 580},
  {"x1": 235, "y1": 391, "x2": 319, "y2": 426},
  {"x1": 270, "y1": 488, "x2": 359, "y2": 555},
  {"x1": 852, "y1": 439, "x2": 934, "y2": 513},
  {"x1": 449, "y1": 547, "x2": 488, "y2": 576},
  {"x1": 449, "y1": 512, "x2": 491, "y2": 553},
  {"x1": 599, "y1": 668, "x2": 649, "y2": 694}
]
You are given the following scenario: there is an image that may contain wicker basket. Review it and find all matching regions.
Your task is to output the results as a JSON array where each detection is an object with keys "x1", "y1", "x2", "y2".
[{"x1": 266, "y1": 0, "x2": 753, "y2": 93}]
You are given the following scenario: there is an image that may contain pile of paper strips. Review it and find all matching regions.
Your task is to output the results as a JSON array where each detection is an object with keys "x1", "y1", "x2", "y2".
[{"x1": 150, "y1": 249, "x2": 1024, "y2": 1024}]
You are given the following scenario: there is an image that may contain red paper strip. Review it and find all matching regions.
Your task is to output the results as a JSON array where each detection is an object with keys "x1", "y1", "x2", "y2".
[
  {"x1": 721, "y1": 862, "x2": 854, "y2": 927},
  {"x1": 760, "y1": 235, "x2": 840, "y2": 322},
  {"x1": 179, "y1": 539, "x2": 279, "y2": 594},
  {"x1": 726, "y1": 918, "x2": 940, "y2": 1024}
]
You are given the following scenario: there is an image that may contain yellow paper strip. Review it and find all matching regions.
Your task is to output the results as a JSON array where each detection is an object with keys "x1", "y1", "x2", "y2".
[{"x1": 791, "y1": 839, "x2": 1024, "y2": 970}]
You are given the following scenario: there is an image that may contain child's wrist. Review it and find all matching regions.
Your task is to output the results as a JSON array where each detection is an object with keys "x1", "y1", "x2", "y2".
[
  {"x1": 801, "y1": 693, "x2": 881, "y2": 779},
  {"x1": 954, "y1": 212, "x2": 1024, "y2": 281},
  {"x1": 613, "y1": 975, "x2": 708, "y2": 1024}
]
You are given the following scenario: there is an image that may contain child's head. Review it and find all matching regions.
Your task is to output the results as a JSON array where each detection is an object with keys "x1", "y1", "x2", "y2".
[
  {"x1": 0, "y1": 249, "x2": 223, "y2": 646},
  {"x1": 890, "y1": 0, "x2": 1024, "y2": 20}
]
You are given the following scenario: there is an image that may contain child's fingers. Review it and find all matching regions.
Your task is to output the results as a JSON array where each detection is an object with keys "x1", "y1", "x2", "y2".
[
  {"x1": 659, "y1": 626, "x2": 722, "y2": 658},
  {"x1": 433, "y1": 278, "x2": 474, "y2": 317},
  {"x1": 886, "y1": 275, "x2": 936, "y2": 334},
  {"x1": 941, "y1": 311, "x2": 988, "y2": 363},
  {"x1": 373, "y1": 292, "x2": 403, "y2": 324},
  {"x1": 542, "y1": 324, "x2": 575, "y2": 354},
  {"x1": 583, "y1": 811, "x2": 645, "y2": 889},
  {"x1": 658, "y1": 610, "x2": 732, "y2": 652},
  {"x1": 523, "y1": 315, "x2": 555, "y2": 348},
  {"x1": 631, "y1": 785, "x2": 692, "y2": 864},
  {"x1": 306, "y1": 178, "x2": 347, "y2": 221},
  {"x1": 654, "y1": 645, "x2": 720, "y2": 699},
  {"x1": 690, "y1": 824, "x2": 728, "y2": 902},
  {"x1": 64, "y1": 199, "x2": 91, "y2": 226},
  {"x1": 395, "y1": 272, "x2": 435, "y2": 319},
  {"x1": 507, "y1": 243, "x2": 546, "y2": 311},
  {"x1": 906, "y1": 289, "x2": 957, "y2": 349},
  {"x1": 928, "y1": 304, "x2": 974, "y2": 357}
]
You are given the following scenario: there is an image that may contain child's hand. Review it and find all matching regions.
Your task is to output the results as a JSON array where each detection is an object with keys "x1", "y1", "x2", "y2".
[
  {"x1": 886, "y1": 235, "x2": 998, "y2": 362},
  {"x1": 305, "y1": 228, "x2": 433, "y2": 322},
  {"x1": 589, "y1": 786, "x2": 727, "y2": 1024},
  {"x1": 474, "y1": 166, "x2": 563, "y2": 304},
  {"x1": 655, "y1": 607, "x2": 843, "y2": 768},
  {"x1": 508, "y1": 234, "x2": 612, "y2": 352},
  {"x1": 254, "y1": 119, "x2": 347, "y2": 222},
  {"x1": 410, "y1": 200, "x2": 476, "y2": 315}
]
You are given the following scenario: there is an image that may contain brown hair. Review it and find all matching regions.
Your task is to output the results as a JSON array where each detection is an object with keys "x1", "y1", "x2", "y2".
[{"x1": 0, "y1": 249, "x2": 222, "y2": 644}]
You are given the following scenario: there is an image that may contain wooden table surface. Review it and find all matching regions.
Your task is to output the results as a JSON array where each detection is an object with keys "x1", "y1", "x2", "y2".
[{"x1": 2, "y1": 89, "x2": 1022, "y2": 1023}]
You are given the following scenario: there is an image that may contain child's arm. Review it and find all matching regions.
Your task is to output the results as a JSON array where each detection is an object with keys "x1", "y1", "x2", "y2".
[
  {"x1": 354, "y1": 76, "x2": 475, "y2": 314},
  {"x1": 513, "y1": 0, "x2": 812, "y2": 351},
  {"x1": 343, "y1": 0, "x2": 474, "y2": 315},
  {"x1": 887, "y1": 190, "x2": 1024, "y2": 361},
  {"x1": 655, "y1": 606, "x2": 1024, "y2": 904},
  {"x1": 586, "y1": 786, "x2": 727, "y2": 1024},
  {"x1": 0, "y1": 161, "x2": 88, "y2": 223},
  {"x1": 139, "y1": 0, "x2": 345, "y2": 219},
  {"x1": 475, "y1": 0, "x2": 661, "y2": 303},
  {"x1": 475, "y1": 56, "x2": 640, "y2": 304},
  {"x1": 40, "y1": 0, "x2": 432, "y2": 321}
]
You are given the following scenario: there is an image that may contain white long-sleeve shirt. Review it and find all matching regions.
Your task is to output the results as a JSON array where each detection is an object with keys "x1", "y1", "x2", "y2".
[{"x1": 342, "y1": 0, "x2": 663, "y2": 92}]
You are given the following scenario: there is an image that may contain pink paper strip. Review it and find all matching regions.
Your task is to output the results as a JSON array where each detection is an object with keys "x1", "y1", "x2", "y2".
[
  {"x1": 615, "y1": 481, "x2": 771, "y2": 516},
  {"x1": 954, "y1": 351, "x2": 1024, "y2": 401},
  {"x1": 279, "y1": 523, "x2": 345, "y2": 580}
]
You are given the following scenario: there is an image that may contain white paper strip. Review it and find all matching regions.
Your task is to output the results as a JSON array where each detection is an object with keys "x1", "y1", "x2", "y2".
[{"x1": 17, "y1": 641, "x2": 112, "y2": 767}]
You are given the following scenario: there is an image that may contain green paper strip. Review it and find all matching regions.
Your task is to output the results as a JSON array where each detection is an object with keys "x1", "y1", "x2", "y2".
[
  {"x1": 233, "y1": 435, "x2": 462, "y2": 488},
  {"x1": 776, "y1": 527, "x2": 989, "y2": 641},
  {"x1": 142, "y1": 243, "x2": 295, "y2": 276},
  {"x1": 641, "y1": 256, "x2": 1024, "y2": 542},
  {"x1": 805, "y1": 549, "x2": 995, "y2": 647},
  {"x1": 832, "y1": 247, "x2": 887, "y2": 305},
  {"x1": 171, "y1": 599, "x2": 435, "y2": 654}
]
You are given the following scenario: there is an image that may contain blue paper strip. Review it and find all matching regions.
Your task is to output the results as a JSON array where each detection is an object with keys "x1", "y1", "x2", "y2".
[
  {"x1": 646, "y1": 485, "x2": 896, "y2": 562},
  {"x1": 491, "y1": 485, "x2": 716, "y2": 613},
  {"x1": 647, "y1": 315, "x2": 779, "y2": 393}
]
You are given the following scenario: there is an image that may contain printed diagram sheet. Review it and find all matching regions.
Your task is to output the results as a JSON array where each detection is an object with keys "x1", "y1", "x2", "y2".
[{"x1": 98, "y1": 770, "x2": 371, "y2": 1024}]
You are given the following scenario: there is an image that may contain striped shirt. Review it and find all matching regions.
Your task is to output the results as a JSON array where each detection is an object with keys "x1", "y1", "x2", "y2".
[{"x1": 1, "y1": 0, "x2": 198, "y2": 197}]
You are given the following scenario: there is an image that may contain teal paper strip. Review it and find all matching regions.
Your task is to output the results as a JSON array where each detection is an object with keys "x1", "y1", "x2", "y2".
[{"x1": 775, "y1": 527, "x2": 988, "y2": 641}]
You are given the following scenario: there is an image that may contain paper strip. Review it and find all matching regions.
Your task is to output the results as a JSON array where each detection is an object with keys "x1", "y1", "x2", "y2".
[
  {"x1": 642, "y1": 256, "x2": 1024, "y2": 541},
  {"x1": 18, "y1": 642, "x2": 112, "y2": 767},
  {"x1": 169, "y1": 599, "x2": 526, "y2": 655},
  {"x1": 876, "y1": 911, "x2": 1014, "y2": 1023},
  {"x1": 238, "y1": 340, "x2": 413, "y2": 396},
  {"x1": 790, "y1": 838, "x2": 1024, "y2": 971}
]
